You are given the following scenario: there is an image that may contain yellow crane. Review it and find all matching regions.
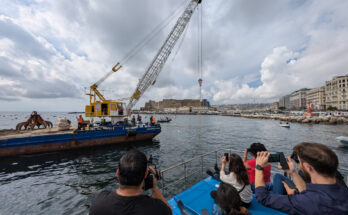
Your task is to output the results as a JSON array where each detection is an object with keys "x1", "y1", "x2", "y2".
[{"x1": 85, "y1": 0, "x2": 202, "y2": 122}]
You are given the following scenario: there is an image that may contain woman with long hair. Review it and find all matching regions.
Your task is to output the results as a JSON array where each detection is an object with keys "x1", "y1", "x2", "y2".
[
  {"x1": 217, "y1": 153, "x2": 253, "y2": 207},
  {"x1": 212, "y1": 183, "x2": 251, "y2": 215}
]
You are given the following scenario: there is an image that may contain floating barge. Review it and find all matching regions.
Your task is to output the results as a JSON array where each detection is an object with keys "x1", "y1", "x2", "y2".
[{"x1": 0, "y1": 124, "x2": 161, "y2": 157}]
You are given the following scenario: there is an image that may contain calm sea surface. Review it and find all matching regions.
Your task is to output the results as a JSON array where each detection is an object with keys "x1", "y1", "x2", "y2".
[{"x1": 0, "y1": 112, "x2": 347, "y2": 215}]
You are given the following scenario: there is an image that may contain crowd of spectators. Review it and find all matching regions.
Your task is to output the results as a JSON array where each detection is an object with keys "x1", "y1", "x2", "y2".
[{"x1": 89, "y1": 142, "x2": 348, "y2": 215}]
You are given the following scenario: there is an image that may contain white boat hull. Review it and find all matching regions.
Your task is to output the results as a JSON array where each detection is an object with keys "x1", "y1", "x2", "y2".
[{"x1": 336, "y1": 136, "x2": 348, "y2": 146}]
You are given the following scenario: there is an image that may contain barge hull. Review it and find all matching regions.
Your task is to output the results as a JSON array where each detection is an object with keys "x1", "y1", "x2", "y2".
[
  {"x1": 0, "y1": 125, "x2": 161, "y2": 157},
  {"x1": 0, "y1": 133, "x2": 158, "y2": 157}
]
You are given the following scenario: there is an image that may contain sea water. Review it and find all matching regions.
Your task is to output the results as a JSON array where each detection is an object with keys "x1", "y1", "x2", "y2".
[{"x1": 0, "y1": 112, "x2": 347, "y2": 215}]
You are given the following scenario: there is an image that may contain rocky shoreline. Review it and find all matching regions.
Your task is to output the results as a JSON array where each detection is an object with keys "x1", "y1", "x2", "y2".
[{"x1": 226, "y1": 114, "x2": 348, "y2": 125}]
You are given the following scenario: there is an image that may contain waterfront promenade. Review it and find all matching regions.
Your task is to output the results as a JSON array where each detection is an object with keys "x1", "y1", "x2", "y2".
[{"x1": 134, "y1": 110, "x2": 348, "y2": 125}]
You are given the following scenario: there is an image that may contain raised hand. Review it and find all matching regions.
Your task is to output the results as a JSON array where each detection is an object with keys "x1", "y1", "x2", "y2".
[{"x1": 256, "y1": 151, "x2": 270, "y2": 168}]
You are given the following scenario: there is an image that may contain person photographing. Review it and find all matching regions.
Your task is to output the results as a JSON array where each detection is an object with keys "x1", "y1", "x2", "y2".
[
  {"x1": 89, "y1": 149, "x2": 172, "y2": 215},
  {"x1": 254, "y1": 142, "x2": 348, "y2": 215}
]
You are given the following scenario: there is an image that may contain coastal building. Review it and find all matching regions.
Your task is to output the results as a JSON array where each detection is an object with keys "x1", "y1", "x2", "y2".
[
  {"x1": 279, "y1": 95, "x2": 290, "y2": 109},
  {"x1": 306, "y1": 86, "x2": 325, "y2": 110},
  {"x1": 163, "y1": 108, "x2": 177, "y2": 113},
  {"x1": 177, "y1": 106, "x2": 191, "y2": 113},
  {"x1": 325, "y1": 75, "x2": 348, "y2": 110},
  {"x1": 201, "y1": 99, "x2": 210, "y2": 107},
  {"x1": 272, "y1": 102, "x2": 279, "y2": 110},
  {"x1": 191, "y1": 107, "x2": 210, "y2": 113},
  {"x1": 290, "y1": 88, "x2": 311, "y2": 110}
]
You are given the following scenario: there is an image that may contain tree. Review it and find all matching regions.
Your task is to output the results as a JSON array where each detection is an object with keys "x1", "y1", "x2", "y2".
[{"x1": 327, "y1": 106, "x2": 338, "y2": 111}]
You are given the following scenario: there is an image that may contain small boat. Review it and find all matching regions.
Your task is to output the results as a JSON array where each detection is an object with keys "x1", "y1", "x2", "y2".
[
  {"x1": 279, "y1": 122, "x2": 290, "y2": 128},
  {"x1": 157, "y1": 117, "x2": 172, "y2": 123},
  {"x1": 169, "y1": 177, "x2": 286, "y2": 215},
  {"x1": 336, "y1": 136, "x2": 348, "y2": 147}
]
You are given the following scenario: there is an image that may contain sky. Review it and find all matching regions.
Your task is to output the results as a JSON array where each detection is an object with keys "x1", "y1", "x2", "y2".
[{"x1": 0, "y1": 0, "x2": 348, "y2": 112}]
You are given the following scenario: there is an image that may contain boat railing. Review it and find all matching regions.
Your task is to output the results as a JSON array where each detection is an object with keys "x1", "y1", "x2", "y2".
[
  {"x1": 159, "y1": 148, "x2": 348, "y2": 193},
  {"x1": 159, "y1": 147, "x2": 243, "y2": 192}
]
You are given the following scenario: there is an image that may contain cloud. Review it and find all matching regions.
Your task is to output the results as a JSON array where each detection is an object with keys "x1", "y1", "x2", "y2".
[
  {"x1": 0, "y1": 18, "x2": 54, "y2": 60},
  {"x1": 209, "y1": 0, "x2": 348, "y2": 104},
  {"x1": 0, "y1": 0, "x2": 348, "y2": 111},
  {"x1": 0, "y1": 17, "x2": 83, "y2": 101}
]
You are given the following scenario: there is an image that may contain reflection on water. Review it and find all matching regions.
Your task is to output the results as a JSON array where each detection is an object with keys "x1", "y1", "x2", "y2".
[{"x1": 0, "y1": 113, "x2": 347, "y2": 215}]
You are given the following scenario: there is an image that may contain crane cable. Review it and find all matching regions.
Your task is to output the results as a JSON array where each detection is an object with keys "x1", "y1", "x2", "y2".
[
  {"x1": 200, "y1": 3, "x2": 203, "y2": 80},
  {"x1": 197, "y1": 3, "x2": 203, "y2": 138},
  {"x1": 120, "y1": 0, "x2": 189, "y2": 65}
]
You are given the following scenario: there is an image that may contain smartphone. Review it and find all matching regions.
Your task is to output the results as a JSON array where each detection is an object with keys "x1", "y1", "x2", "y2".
[
  {"x1": 224, "y1": 153, "x2": 229, "y2": 162},
  {"x1": 268, "y1": 153, "x2": 280, "y2": 162},
  {"x1": 283, "y1": 180, "x2": 296, "y2": 190},
  {"x1": 268, "y1": 152, "x2": 289, "y2": 170}
]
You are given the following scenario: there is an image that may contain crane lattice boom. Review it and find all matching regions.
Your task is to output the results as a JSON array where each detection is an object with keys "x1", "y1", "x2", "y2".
[{"x1": 127, "y1": 0, "x2": 202, "y2": 110}]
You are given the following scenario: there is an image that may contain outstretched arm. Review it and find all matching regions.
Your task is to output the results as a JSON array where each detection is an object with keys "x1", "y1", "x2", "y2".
[
  {"x1": 255, "y1": 151, "x2": 269, "y2": 188},
  {"x1": 149, "y1": 166, "x2": 172, "y2": 214},
  {"x1": 283, "y1": 157, "x2": 306, "y2": 192}
]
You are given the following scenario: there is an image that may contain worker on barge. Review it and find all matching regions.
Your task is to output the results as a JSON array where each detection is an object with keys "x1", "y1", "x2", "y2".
[
  {"x1": 254, "y1": 142, "x2": 348, "y2": 215},
  {"x1": 137, "y1": 114, "x2": 142, "y2": 122},
  {"x1": 77, "y1": 115, "x2": 89, "y2": 130}
]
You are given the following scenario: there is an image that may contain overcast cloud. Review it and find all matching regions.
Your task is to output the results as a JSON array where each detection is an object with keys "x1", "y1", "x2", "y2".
[{"x1": 0, "y1": 0, "x2": 348, "y2": 111}]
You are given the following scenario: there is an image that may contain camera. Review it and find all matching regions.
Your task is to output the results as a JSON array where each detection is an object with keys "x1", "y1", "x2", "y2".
[
  {"x1": 224, "y1": 153, "x2": 229, "y2": 162},
  {"x1": 143, "y1": 154, "x2": 161, "y2": 190},
  {"x1": 143, "y1": 167, "x2": 161, "y2": 190},
  {"x1": 268, "y1": 152, "x2": 289, "y2": 170},
  {"x1": 291, "y1": 151, "x2": 299, "y2": 163}
]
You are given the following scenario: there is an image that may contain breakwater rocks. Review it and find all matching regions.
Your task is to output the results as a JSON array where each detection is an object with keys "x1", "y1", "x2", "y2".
[{"x1": 228, "y1": 114, "x2": 348, "y2": 125}]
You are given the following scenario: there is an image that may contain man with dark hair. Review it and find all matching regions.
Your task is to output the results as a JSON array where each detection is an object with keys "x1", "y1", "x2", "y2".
[
  {"x1": 254, "y1": 142, "x2": 348, "y2": 215},
  {"x1": 243, "y1": 143, "x2": 272, "y2": 192},
  {"x1": 89, "y1": 149, "x2": 172, "y2": 215},
  {"x1": 273, "y1": 150, "x2": 347, "y2": 195}
]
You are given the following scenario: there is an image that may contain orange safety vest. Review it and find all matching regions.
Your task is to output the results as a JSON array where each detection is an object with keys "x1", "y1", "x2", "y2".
[
  {"x1": 139, "y1": 115, "x2": 142, "y2": 121},
  {"x1": 78, "y1": 117, "x2": 83, "y2": 123},
  {"x1": 152, "y1": 117, "x2": 156, "y2": 123}
]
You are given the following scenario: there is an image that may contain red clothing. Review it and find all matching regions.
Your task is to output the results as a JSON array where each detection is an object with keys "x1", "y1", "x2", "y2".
[
  {"x1": 78, "y1": 116, "x2": 83, "y2": 123},
  {"x1": 246, "y1": 158, "x2": 271, "y2": 184}
]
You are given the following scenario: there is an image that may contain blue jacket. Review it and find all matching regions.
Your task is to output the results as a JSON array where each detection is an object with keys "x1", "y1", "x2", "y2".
[{"x1": 255, "y1": 183, "x2": 348, "y2": 215}]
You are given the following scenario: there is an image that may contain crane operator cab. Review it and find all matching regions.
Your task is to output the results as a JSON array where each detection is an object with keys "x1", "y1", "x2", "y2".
[
  {"x1": 85, "y1": 101, "x2": 127, "y2": 124},
  {"x1": 85, "y1": 62, "x2": 129, "y2": 125}
]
